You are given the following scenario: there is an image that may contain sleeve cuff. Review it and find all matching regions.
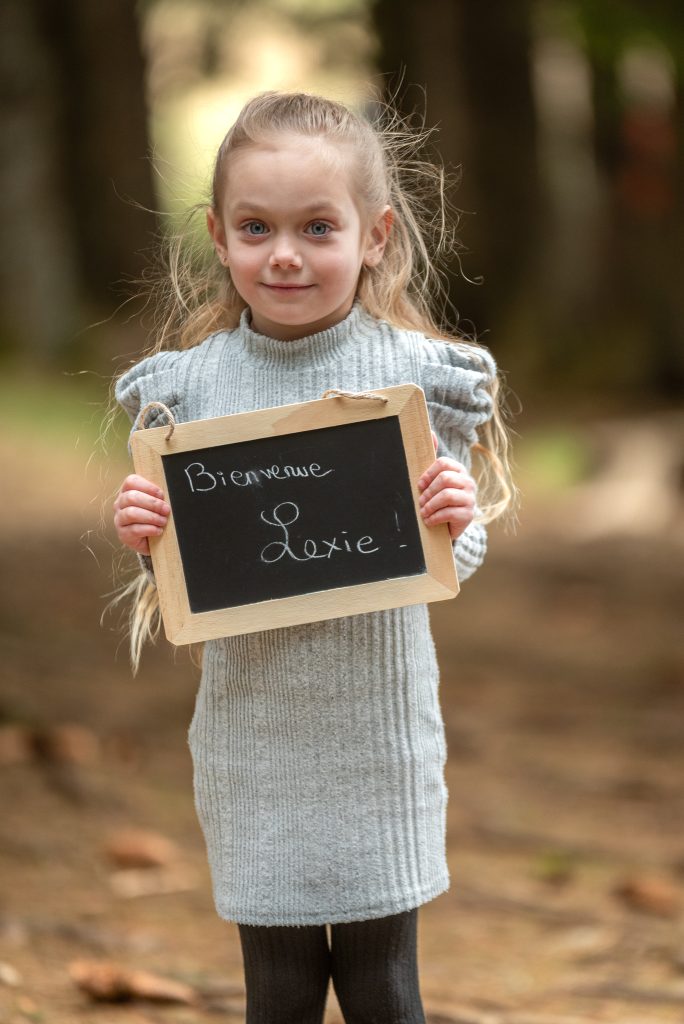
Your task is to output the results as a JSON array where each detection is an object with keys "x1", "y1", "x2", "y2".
[{"x1": 452, "y1": 519, "x2": 488, "y2": 583}]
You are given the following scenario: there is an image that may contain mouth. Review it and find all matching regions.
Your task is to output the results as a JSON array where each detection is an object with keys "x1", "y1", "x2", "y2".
[{"x1": 261, "y1": 283, "x2": 315, "y2": 292}]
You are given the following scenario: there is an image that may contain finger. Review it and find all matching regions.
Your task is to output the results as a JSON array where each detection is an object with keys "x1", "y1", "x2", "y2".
[
  {"x1": 117, "y1": 525, "x2": 165, "y2": 555},
  {"x1": 418, "y1": 457, "x2": 467, "y2": 493},
  {"x1": 122, "y1": 533, "x2": 151, "y2": 556},
  {"x1": 118, "y1": 534, "x2": 151, "y2": 557},
  {"x1": 420, "y1": 487, "x2": 474, "y2": 519},
  {"x1": 114, "y1": 489, "x2": 170, "y2": 516},
  {"x1": 117, "y1": 520, "x2": 166, "y2": 539},
  {"x1": 422, "y1": 503, "x2": 475, "y2": 530},
  {"x1": 119, "y1": 474, "x2": 166, "y2": 500},
  {"x1": 114, "y1": 505, "x2": 168, "y2": 529},
  {"x1": 418, "y1": 469, "x2": 474, "y2": 505}
]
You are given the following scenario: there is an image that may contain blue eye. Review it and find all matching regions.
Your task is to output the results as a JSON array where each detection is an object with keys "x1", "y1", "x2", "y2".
[
  {"x1": 308, "y1": 222, "x2": 330, "y2": 236},
  {"x1": 245, "y1": 221, "x2": 267, "y2": 236}
]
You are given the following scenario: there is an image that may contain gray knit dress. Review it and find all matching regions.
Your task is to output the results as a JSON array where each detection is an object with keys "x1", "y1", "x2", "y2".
[{"x1": 116, "y1": 302, "x2": 495, "y2": 926}]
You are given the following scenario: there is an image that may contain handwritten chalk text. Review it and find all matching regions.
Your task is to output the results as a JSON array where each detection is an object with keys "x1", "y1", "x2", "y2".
[
  {"x1": 184, "y1": 460, "x2": 334, "y2": 493},
  {"x1": 259, "y1": 502, "x2": 380, "y2": 564}
]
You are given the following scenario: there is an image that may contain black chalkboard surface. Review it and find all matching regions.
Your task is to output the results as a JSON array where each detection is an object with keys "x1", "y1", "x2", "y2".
[
  {"x1": 162, "y1": 416, "x2": 425, "y2": 614},
  {"x1": 131, "y1": 385, "x2": 458, "y2": 644}
]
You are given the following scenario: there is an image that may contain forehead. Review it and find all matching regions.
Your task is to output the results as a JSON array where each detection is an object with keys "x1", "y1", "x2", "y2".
[{"x1": 222, "y1": 136, "x2": 359, "y2": 212}]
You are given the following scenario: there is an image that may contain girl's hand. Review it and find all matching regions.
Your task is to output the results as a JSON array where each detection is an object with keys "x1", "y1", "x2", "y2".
[
  {"x1": 417, "y1": 432, "x2": 476, "y2": 541},
  {"x1": 113, "y1": 474, "x2": 170, "y2": 556}
]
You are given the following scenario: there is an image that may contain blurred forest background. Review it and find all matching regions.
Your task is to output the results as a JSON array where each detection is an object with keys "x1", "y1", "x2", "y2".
[
  {"x1": 1, "y1": 1, "x2": 683, "y2": 1023},
  {"x1": 2, "y1": 0, "x2": 684, "y2": 401}
]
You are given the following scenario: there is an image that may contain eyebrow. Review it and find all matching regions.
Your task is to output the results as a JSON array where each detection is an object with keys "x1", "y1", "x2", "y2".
[{"x1": 231, "y1": 201, "x2": 344, "y2": 217}]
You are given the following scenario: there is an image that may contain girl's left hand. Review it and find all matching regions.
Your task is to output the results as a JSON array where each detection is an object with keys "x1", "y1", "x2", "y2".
[{"x1": 417, "y1": 432, "x2": 476, "y2": 540}]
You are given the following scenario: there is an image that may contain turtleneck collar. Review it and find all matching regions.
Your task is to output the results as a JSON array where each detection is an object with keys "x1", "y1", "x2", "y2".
[{"x1": 235, "y1": 302, "x2": 368, "y2": 369}]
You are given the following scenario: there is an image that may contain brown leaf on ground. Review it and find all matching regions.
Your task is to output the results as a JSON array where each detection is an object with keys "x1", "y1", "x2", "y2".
[
  {"x1": 425, "y1": 1008, "x2": 500, "y2": 1024},
  {"x1": 68, "y1": 959, "x2": 197, "y2": 1004},
  {"x1": 109, "y1": 865, "x2": 197, "y2": 898},
  {"x1": 103, "y1": 828, "x2": 179, "y2": 868},
  {"x1": 613, "y1": 874, "x2": 682, "y2": 917},
  {"x1": 32, "y1": 724, "x2": 100, "y2": 764}
]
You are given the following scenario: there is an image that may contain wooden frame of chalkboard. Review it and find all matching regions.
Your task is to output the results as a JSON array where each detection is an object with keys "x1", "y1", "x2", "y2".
[{"x1": 130, "y1": 384, "x2": 458, "y2": 645}]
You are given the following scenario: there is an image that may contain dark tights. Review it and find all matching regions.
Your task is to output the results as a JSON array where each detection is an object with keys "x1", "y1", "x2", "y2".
[{"x1": 238, "y1": 909, "x2": 425, "y2": 1024}]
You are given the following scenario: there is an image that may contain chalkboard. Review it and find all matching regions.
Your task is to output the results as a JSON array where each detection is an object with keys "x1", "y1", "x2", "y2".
[
  {"x1": 131, "y1": 385, "x2": 458, "y2": 644},
  {"x1": 162, "y1": 416, "x2": 425, "y2": 613}
]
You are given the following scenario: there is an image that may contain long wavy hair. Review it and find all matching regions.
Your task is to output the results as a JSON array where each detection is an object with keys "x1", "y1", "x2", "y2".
[{"x1": 112, "y1": 91, "x2": 517, "y2": 670}]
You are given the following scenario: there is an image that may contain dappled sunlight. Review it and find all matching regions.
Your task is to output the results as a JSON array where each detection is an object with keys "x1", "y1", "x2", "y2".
[{"x1": 145, "y1": 0, "x2": 375, "y2": 208}]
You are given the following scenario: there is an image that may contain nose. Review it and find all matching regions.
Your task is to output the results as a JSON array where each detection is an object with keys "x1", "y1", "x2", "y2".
[{"x1": 268, "y1": 233, "x2": 302, "y2": 270}]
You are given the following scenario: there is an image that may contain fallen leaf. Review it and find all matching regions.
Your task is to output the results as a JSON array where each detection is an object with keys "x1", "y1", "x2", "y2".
[
  {"x1": 0, "y1": 960, "x2": 22, "y2": 986},
  {"x1": 33, "y1": 724, "x2": 99, "y2": 764},
  {"x1": 425, "y1": 1007, "x2": 500, "y2": 1024},
  {"x1": 109, "y1": 865, "x2": 197, "y2": 898},
  {"x1": 68, "y1": 959, "x2": 197, "y2": 1004},
  {"x1": 614, "y1": 874, "x2": 681, "y2": 917},
  {"x1": 103, "y1": 828, "x2": 178, "y2": 869},
  {"x1": 547, "y1": 923, "x2": 618, "y2": 960}
]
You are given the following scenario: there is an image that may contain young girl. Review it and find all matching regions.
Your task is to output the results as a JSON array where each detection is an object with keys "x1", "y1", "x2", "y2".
[{"x1": 113, "y1": 92, "x2": 513, "y2": 1024}]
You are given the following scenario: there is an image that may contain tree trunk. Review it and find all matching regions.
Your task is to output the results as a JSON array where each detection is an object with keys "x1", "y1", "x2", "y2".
[
  {"x1": 371, "y1": 0, "x2": 542, "y2": 344},
  {"x1": 47, "y1": 0, "x2": 157, "y2": 304},
  {"x1": 0, "y1": 0, "x2": 156, "y2": 360},
  {"x1": 370, "y1": 0, "x2": 478, "y2": 332},
  {"x1": 0, "y1": 0, "x2": 81, "y2": 357},
  {"x1": 457, "y1": 0, "x2": 542, "y2": 334}
]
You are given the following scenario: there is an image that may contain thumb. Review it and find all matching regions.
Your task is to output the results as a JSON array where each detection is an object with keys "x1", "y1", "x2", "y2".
[{"x1": 431, "y1": 431, "x2": 438, "y2": 452}]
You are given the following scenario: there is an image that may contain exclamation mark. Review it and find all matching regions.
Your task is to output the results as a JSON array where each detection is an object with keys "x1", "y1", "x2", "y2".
[{"x1": 394, "y1": 510, "x2": 407, "y2": 548}]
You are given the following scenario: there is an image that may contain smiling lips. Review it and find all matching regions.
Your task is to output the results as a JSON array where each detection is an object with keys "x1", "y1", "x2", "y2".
[{"x1": 261, "y1": 282, "x2": 314, "y2": 291}]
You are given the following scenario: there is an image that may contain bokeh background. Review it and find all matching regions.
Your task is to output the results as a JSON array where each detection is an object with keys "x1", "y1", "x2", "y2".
[{"x1": 1, "y1": 2, "x2": 683, "y2": 1022}]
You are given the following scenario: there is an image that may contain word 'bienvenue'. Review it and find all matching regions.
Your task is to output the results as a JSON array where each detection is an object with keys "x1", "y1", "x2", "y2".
[{"x1": 184, "y1": 460, "x2": 333, "y2": 492}]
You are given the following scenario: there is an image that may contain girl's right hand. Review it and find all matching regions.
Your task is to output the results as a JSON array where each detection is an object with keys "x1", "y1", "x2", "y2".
[{"x1": 113, "y1": 474, "x2": 170, "y2": 556}]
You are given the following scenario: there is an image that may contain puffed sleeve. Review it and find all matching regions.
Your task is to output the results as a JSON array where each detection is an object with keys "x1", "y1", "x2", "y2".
[
  {"x1": 114, "y1": 350, "x2": 185, "y2": 583},
  {"x1": 115, "y1": 350, "x2": 185, "y2": 443},
  {"x1": 420, "y1": 338, "x2": 497, "y2": 582}
]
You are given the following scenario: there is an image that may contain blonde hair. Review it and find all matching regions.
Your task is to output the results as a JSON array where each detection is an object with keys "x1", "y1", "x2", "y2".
[{"x1": 116, "y1": 90, "x2": 516, "y2": 670}]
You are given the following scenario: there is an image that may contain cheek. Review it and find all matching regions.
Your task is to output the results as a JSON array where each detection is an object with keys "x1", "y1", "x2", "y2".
[
  {"x1": 317, "y1": 244, "x2": 364, "y2": 280},
  {"x1": 229, "y1": 249, "x2": 262, "y2": 279}
]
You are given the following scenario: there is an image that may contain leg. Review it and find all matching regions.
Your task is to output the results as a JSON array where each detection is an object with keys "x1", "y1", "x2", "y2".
[
  {"x1": 330, "y1": 909, "x2": 426, "y2": 1023},
  {"x1": 238, "y1": 922, "x2": 331, "y2": 1024}
]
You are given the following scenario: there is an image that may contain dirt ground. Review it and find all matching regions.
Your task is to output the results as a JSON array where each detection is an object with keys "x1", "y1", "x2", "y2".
[{"x1": 1, "y1": 418, "x2": 683, "y2": 1024}]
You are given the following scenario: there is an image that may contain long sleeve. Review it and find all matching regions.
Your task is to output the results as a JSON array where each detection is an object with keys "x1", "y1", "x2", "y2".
[
  {"x1": 115, "y1": 350, "x2": 186, "y2": 583},
  {"x1": 420, "y1": 338, "x2": 496, "y2": 582}
]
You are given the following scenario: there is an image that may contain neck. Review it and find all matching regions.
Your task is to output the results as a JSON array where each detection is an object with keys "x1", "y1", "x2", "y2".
[{"x1": 248, "y1": 297, "x2": 356, "y2": 341}]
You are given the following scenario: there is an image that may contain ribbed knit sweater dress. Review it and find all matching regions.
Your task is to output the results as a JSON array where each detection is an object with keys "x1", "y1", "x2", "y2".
[{"x1": 116, "y1": 302, "x2": 495, "y2": 926}]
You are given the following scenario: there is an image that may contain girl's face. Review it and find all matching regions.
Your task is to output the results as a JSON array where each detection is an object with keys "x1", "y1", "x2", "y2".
[{"x1": 207, "y1": 135, "x2": 391, "y2": 340}]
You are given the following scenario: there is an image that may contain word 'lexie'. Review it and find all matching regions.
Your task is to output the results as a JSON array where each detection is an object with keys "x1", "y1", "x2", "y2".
[{"x1": 260, "y1": 502, "x2": 380, "y2": 564}]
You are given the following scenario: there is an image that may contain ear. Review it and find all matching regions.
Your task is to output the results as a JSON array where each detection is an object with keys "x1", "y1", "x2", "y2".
[
  {"x1": 207, "y1": 206, "x2": 228, "y2": 262},
  {"x1": 363, "y1": 205, "x2": 393, "y2": 268}
]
